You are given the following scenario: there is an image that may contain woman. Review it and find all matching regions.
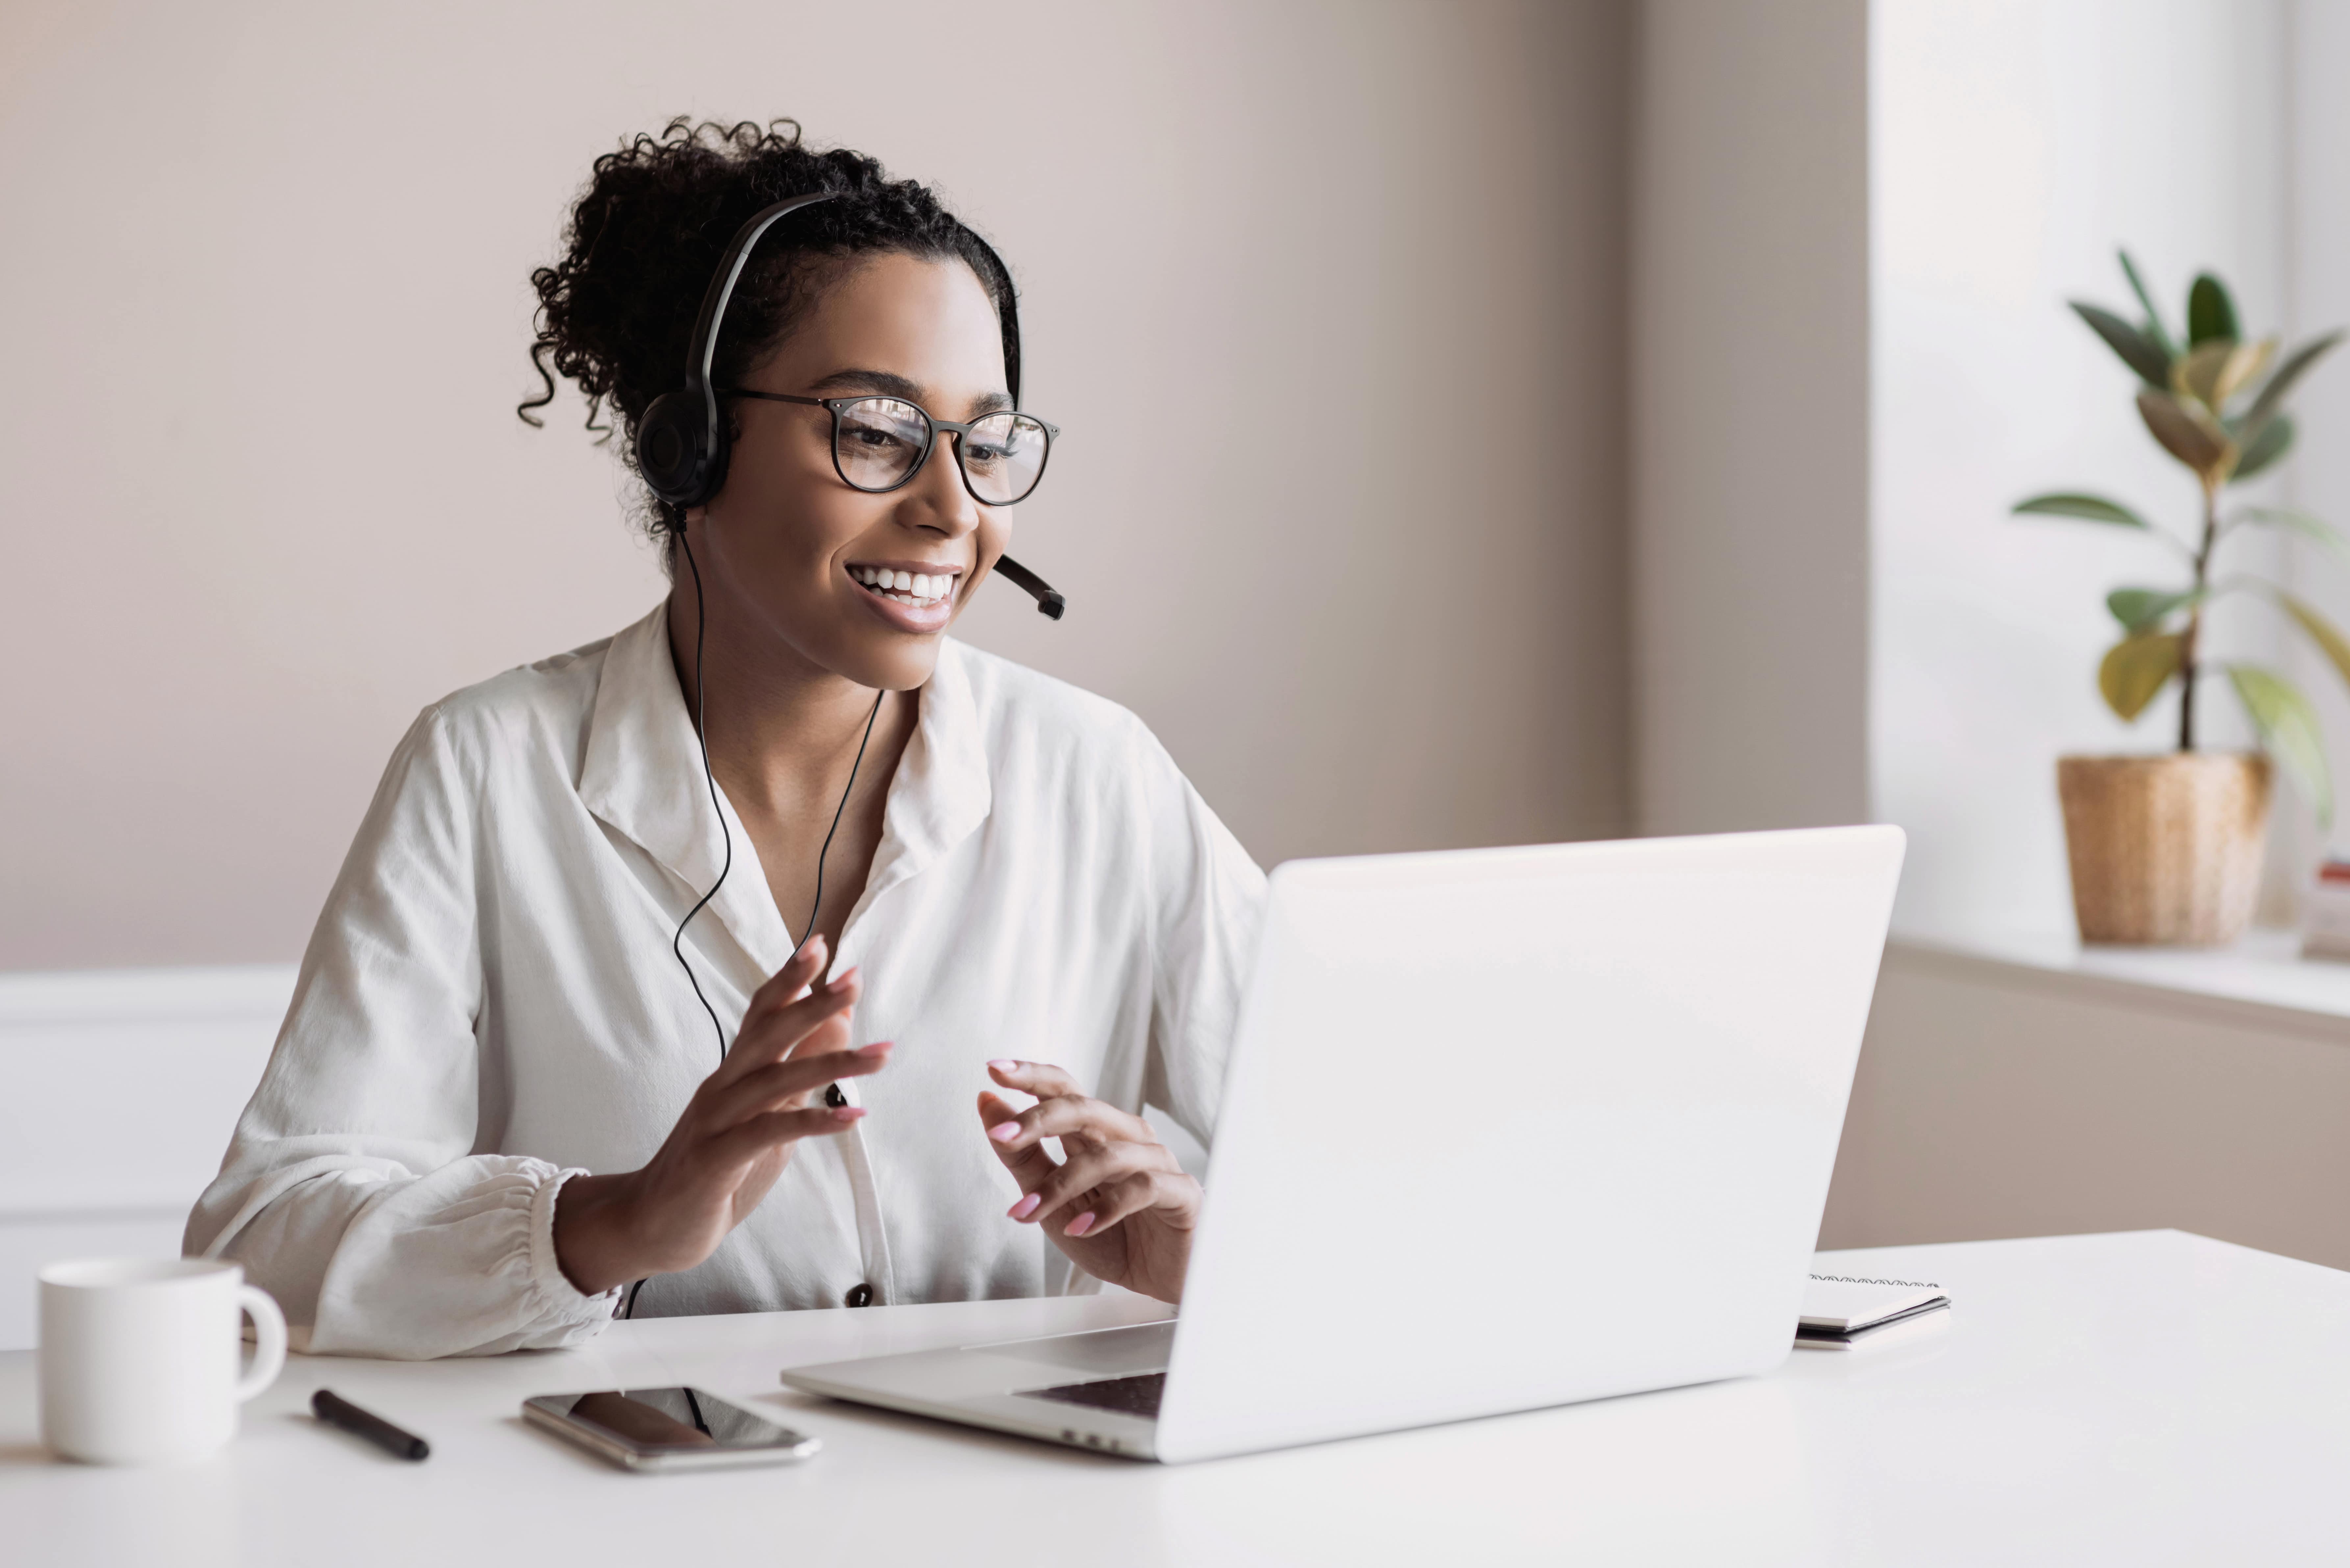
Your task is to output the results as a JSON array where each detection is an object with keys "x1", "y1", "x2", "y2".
[{"x1": 185, "y1": 120, "x2": 1264, "y2": 1358}]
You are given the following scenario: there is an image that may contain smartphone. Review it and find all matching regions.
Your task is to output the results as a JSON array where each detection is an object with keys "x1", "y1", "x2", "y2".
[{"x1": 522, "y1": 1387, "x2": 821, "y2": 1471}]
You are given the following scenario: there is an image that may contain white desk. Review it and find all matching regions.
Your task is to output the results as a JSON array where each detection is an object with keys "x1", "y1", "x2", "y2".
[{"x1": 2, "y1": 1230, "x2": 2343, "y2": 1565}]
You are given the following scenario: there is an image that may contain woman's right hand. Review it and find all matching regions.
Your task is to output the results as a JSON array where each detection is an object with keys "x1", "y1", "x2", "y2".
[{"x1": 552, "y1": 937, "x2": 889, "y2": 1297}]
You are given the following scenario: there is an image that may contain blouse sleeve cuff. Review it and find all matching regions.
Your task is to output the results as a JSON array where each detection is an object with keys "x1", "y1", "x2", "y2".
[{"x1": 532, "y1": 1167, "x2": 625, "y2": 1321}]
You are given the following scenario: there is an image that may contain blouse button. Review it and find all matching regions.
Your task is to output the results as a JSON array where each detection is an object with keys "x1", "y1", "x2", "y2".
[
  {"x1": 845, "y1": 1283, "x2": 874, "y2": 1308},
  {"x1": 824, "y1": 1084, "x2": 848, "y2": 1109}
]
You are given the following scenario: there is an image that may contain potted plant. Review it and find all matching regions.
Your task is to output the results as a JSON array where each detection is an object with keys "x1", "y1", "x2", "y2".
[{"x1": 2014, "y1": 253, "x2": 2344, "y2": 945}]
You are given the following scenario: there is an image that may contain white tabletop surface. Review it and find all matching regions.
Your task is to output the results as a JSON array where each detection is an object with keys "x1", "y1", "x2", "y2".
[{"x1": 3, "y1": 1229, "x2": 2343, "y2": 1566}]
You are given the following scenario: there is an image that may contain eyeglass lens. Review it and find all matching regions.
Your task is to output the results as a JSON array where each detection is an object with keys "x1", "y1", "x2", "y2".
[{"x1": 833, "y1": 398, "x2": 1049, "y2": 506}]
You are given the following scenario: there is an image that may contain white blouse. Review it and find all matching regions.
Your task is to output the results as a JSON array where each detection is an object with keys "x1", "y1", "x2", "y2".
[{"x1": 185, "y1": 604, "x2": 1265, "y2": 1359}]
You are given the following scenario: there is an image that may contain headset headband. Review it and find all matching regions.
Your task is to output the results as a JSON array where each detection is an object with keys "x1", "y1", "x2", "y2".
[{"x1": 688, "y1": 192, "x2": 837, "y2": 450}]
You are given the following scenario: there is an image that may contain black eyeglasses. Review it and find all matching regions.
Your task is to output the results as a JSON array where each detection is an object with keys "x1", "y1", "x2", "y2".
[{"x1": 721, "y1": 390, "x2": 1058, "y2": 507}]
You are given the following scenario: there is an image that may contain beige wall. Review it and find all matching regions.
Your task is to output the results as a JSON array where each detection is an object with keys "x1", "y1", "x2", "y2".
[
  {"x1": 0, "y1": 0, "x2": 1631, "y2": 969},
  {"x1": 1630, "y1": 0, "x2": 1871, "y2": 834}
]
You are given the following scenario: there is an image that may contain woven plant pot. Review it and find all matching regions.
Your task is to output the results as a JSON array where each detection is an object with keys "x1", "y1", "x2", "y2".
[{"x1": 2056, "y1": 752, "x2": 2271, "y2": 946}]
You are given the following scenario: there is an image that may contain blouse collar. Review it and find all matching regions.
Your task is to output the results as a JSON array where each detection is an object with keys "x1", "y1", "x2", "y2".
[{"x1": 578, "y1": 602, "x2": 992, "y2": 974}]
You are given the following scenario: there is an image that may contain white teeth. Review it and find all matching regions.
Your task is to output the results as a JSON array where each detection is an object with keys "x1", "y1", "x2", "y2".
[{"x1": 853, "y1": 567, "x2": 957, "y2": 604}]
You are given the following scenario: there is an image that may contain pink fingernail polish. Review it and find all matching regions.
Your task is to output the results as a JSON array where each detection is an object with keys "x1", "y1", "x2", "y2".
[
  {"x1": 988, "y1": 1059, "x2": 1019, "y2": 1072},
  {"x1": 1008, "y1": 1193, "x2": 1041, "y2": 1220},
  {"x1": 857, "y1": 1041, "x2": 892, "y2": 1057},
  {"x1": 988, "y1": 1121, "x2": 1022, "y2": 1143},
  {"x1": 833, "y1": 1107, "x2": 865, "y2": 1123},
  {"x1": 1065, "y1": 1212, "x2": 1096, "y2": 1237}
]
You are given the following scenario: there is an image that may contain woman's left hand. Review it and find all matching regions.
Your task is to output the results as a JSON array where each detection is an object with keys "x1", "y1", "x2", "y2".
[{"x1": 977, "y1": 1061, "x2": 1202, "y2": 1304}]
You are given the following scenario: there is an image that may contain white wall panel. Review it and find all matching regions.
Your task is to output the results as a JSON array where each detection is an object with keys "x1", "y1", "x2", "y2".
[
  {"x1": 0, "y1": 966, "x2": 290, "y2": 1351},
  {"x1": 1821, "y1": 943, "x2": 2350, "y2": 1270}
]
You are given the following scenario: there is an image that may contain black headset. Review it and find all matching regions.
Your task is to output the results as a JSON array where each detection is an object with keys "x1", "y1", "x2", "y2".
[
  {"x1": 625, "y1": 192, "x2": 1056, "y2": 1320},
  {"x1": 634, "y1": 190, "x2": 1065, "y2": 618}
]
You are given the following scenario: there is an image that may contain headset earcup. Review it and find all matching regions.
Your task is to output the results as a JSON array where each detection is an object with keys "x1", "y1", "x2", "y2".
[{"x1": 636, "y1": 391, "x2": 717, "y2": 508}]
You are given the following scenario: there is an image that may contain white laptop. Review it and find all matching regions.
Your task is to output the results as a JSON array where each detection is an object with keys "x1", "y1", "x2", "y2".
[{"x1": 780, "y1": 825, "x2": 1905, "y2": 1464}]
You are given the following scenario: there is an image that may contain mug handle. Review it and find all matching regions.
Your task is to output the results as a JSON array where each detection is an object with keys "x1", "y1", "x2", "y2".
[{"x1": 235, "y1": 1284, "x2": 288, "y2": 1402}]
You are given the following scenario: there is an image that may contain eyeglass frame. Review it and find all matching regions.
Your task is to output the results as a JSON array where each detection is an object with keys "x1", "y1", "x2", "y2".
[{"x1": 718, "y1": 389, "x2": 1059, "y2": 507}]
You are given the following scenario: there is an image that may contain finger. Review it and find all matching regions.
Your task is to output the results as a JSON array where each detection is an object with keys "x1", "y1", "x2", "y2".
[
  {"x1": 986, "y1": 1058, "x2": 1084, "y2": 1100},
  {"x1": 743, "y1": 936, "x2": 828, "y2": 1014},
  {"x1": 707, "y1": 1102, "x2": 866, "y2": 1167},
  {"x1": 771, "y1": 1006, "x2": 853, "y2": 1073},
  {"x1": 744, "y1": 963, "x2": 858, "y2": 1040},
  {"x1": 743, "y1": 952, "x2": 855, "y2": 1029},
  {"x1": 979, "y1": 1090, "x2": 1061, "y2": 1195},
  {"x1": 986, "y1": 1093, "x2": 1152, "y2": 1157},
  {"x1": 704, "y1": 1041, "x2": 891, "y2": 1129},
  {"x1": 710, "y1": 992, "x2": 857, "y2": 1092},
  {"x1": 714, "y1": 969, "x2": 861, "y2": 1083},
  {"x1": 1070, "y1": 1170, "x2": 1196, "y2": 1237},
  {"x1": 1011, "y1": 1143, "x2": 1166, "y2": 1226}
]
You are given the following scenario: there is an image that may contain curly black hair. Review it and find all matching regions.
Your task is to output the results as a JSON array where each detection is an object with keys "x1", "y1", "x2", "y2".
[{"x1": 519, "y1": 117, "x2": 1019, "y2": 537}]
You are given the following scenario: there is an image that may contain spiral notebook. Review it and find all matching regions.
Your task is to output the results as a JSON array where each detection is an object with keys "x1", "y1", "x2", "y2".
[{"x1": 1796, "y1": 1272, "x2": 1951, "y2": 1350}]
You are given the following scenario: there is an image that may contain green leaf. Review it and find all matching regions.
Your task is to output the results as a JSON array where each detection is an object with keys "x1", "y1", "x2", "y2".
[
  {"x1": 2238, "y1": 329, "x2": 2344, "y2": 441},
  {"x1": 2012, "y1": 492, "x2": 2152, "y2": 528},
  {"x1": 2099, "y1": 631, "x2": 2184, "y2": 721},
  {"x1": 2119, "y1": 250, "x2": 2175, "y2": 357},
  {"x1": 2137, "y1": 388, "x2": 2235, "y2": 479},
  {"x1": 2232, "y1": 505, "x2": 2349, "y2": 554},
  {"x1": 2183, "y1": 337, "x2": 2274, "y2": 410},
  {"x1": 2072, "y1": 302, "x2": 2173, "y2": 386},
  {"x1": 2124, "y1": 251, "x2": 2171, "y2": 359},
  {"x1": 2278, "y1": 591, "x2": 2350, "y2": 694},
  {"x1": 2232, "y1": 413, "x2": 2294, "y2": 481},
  {"x1": 2188, "y1": 273, "x2": 2239, "y2": 345},
  {"x1": 2177, "y1": 339, "x2": 2237, "y2": 408},
  {"x1": 2226, "y1": 664, "x2": 2331, "y2": 825},
  {"x1": 2106, "y1": 586, "x2": 2203, "y2": 631},
  {"x1": 2229, "y1": 338, "x2": 2281, "y2": 405}
]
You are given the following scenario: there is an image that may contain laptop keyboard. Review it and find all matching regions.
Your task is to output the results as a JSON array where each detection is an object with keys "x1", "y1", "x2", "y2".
[{"x1": 1021, "y1": 1371, "x2": 1166, "y2": 1419}]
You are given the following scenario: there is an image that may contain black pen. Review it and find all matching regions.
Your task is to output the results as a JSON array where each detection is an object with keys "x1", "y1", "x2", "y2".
[{"x1": 312, "y1": 1388, "x2": 431, "y2": 1461}]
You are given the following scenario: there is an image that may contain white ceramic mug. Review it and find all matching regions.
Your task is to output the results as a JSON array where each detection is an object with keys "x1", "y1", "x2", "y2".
[{"x1": 38, "y1": 1257, "x2": 288, "y2": 1465}]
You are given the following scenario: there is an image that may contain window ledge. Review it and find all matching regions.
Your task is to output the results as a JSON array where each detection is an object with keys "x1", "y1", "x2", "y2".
[{"x1": 1888, "y1": 923, "x2": 2350, "y2": 1042}]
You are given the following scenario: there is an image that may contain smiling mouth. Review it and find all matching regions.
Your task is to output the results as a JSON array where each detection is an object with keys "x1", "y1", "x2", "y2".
[{"x1": 851, "y1": 565, "x2": 960, "y2": 608}]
